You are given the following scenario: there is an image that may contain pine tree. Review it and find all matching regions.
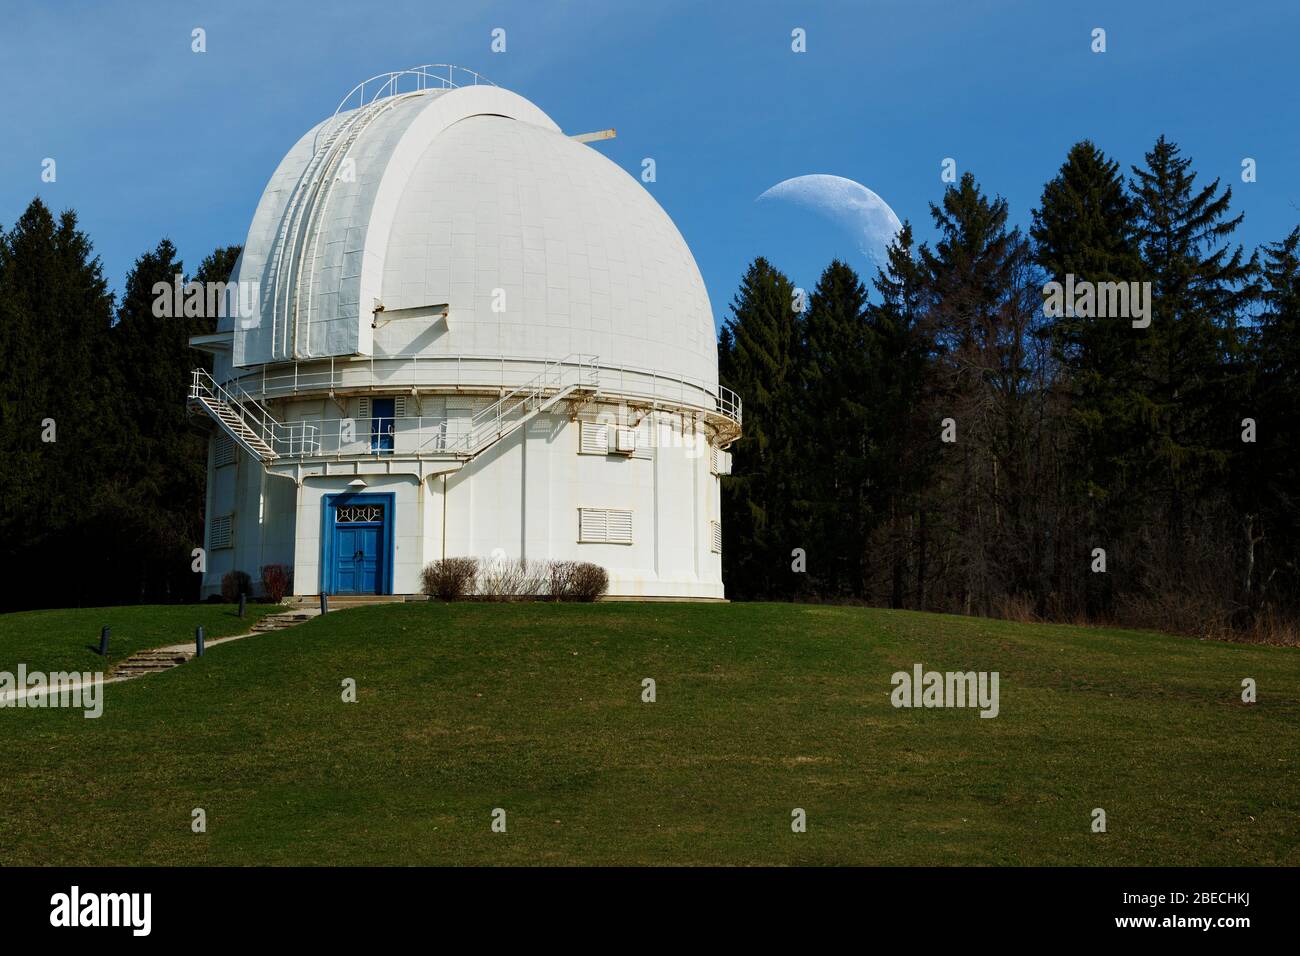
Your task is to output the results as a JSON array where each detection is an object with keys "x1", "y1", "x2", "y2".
[
  {"x1": 1031, "y1": 140, "x2": 1144, "y2": 615},
  {"x1": 718, "y1": 258, "x2": 801, "y2": 598},
  {"x1": 798, "y1": 260, "x2": 872, "y2": 597},
  {"x1": 1128, "y1": 136, "x2": 1256, "y2": 580},
  {"x1": 918, "y1": 173, "x2": 1040, "y2": 616},
  {"x1": 0, "y1": 199, "x2": 116, "y2": 609},
  {"x1": 1241, "y1": 227, "x2": 1300, "y2": 616},
  {"x1": 111, "y1": 239, "x2": 234, "y2": 602},
  {"x1": 867, "y1": 223, "x2": 932, "y2": 608}
]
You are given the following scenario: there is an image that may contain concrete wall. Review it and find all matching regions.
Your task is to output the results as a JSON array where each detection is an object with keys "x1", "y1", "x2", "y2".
[{"x1": 200, "y1": 404, "x2": 724, "y2": 600}]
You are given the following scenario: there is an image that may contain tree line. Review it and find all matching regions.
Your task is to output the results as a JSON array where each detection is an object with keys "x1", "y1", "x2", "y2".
[
  {"x1": 3, "y1": 134, "x2": 1297, "y2": 635},
  {"x1": 0, "y1": 196, "x2": 238, "y2": 610},
  {"x1": 720, "y1": 137, "x2": 1300, "y2": 641}
]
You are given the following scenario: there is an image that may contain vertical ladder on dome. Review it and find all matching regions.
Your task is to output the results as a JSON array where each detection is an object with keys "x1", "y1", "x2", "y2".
[
  {"x1": 265, "y1": 102, "x2": 379, "y2": 357},
  {"x1": 289, "y1": 102, "x2": 396, "y2": 335}
]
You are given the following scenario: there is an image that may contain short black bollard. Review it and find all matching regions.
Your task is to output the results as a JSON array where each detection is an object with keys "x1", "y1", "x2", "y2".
[
  {"x1": 319, "y1": 593, "x2": 328, "y2": 615},
  {"x1": 99, "y1": 626, "x2": 110, "y2": 657},
  {"x1": 195, "y1": 625, "x2": 205, "y2": 657},
  {"x1": 238, "y1": 593, "x2": 246, "y2": 619}
]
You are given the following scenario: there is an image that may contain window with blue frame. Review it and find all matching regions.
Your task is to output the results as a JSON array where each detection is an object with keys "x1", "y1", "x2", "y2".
[{"x1": 370, "y1": 397, "x2": 395, "y2": 453}]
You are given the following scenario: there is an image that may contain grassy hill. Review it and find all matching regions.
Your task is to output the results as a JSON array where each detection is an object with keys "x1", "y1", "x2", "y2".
[
  {"x1": 0, "y1": 603, "x2": 283, "y2": 675},
  {"x1": 0, "y1": 601, "x2": 1295, "y2": 866}
]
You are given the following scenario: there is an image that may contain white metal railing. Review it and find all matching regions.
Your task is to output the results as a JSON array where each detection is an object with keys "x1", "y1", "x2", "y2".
[
  {"x1": 332, "y1": 64, "x2": 495, "y2": 121},
  {"x1": 220, "y1": 354, "x2": 742, "y2": 431},
  {"x1": 716, "y1": 384, "x2": 742, "y2": 427},
  {"x1": 189, "y1": 368, "x2": 320, "y2": 458},
  {"x1": 427, "y1": 353, "x2": 599, "y2": 456},
  {"x1": 192, "y1": 352, "x2": 741, "y2": 464}
]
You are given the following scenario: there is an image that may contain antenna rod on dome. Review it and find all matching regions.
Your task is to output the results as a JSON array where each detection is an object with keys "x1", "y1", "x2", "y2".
[{"x1": 571, "y1": 129, "x2": 617, "y2": 144}]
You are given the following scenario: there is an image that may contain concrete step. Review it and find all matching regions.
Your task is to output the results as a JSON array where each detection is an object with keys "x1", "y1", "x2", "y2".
[
  {"x1": 294, "y1": 595, "x2": 412, "y2": 608},
  {"x1": 107, "y1": 607, "x2": 317, "y2": 682},
  {"x1": 249, "y1": 611, "x2": 317, "y2": 632},
  {"x1": 114, "y1": 650, "x2": 192, "y2": 676}
]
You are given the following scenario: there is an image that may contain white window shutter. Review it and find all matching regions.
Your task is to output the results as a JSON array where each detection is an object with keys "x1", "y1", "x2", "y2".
[
  {"x1": 394, "y1": 395, "x2": 407, "y2": 418},
  {"x1": 579, "y1": 421, "x2": 609, "y2": 454},
  {"x1": 579, "y1": 507, "x2": 633, "y2": 544},
  {"x1": 214, "y1": 434, "x2": 236, "y2": 467},
  {"x1": 359, "y1": 397, "x2": 371, "y2": 420},
  {"x1": 209, "y1": 514, "x2": 234, "y2": 550},
  {"x1": 710, "y1": 520, "x2": 722, "y2": 553},
  {"x1": 579, "y1": 507, "x2": 607, "y2": 542},
  {"x1": 607, "y1": 509, "x2": 633, "y2": 544}
]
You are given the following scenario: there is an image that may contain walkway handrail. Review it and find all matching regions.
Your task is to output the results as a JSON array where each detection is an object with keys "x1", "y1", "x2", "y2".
[
  {"x1": 332, "y1": 64, "x2": 495, "y2": 120},
  {"x1": 216, "y1": 354, "x2": 740, "y2": 430},
  {"x1": 190, "y1": 368, "x2": 321, "y2": 456},
  {"x1": 424, "y1": 352, "x2": 599, "y2": 456}
]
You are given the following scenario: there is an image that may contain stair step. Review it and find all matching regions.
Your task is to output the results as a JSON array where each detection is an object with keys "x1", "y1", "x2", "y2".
[{"x1": 117, "y1": 660, "x2": 181, "y2": 668}]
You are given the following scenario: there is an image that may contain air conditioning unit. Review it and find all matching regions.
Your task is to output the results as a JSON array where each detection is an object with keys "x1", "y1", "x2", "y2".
[{"x1": 610, "y1": 428, "x2": 637, "y2": 455}]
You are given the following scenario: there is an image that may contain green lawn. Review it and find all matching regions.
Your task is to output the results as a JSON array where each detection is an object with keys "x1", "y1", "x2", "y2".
[
  {"x1": 0, "y1": 603, "x2": 283, "y2": 675},
  {"x1": 0, "y1": 602, "x2": 1295, "y2": 865}
]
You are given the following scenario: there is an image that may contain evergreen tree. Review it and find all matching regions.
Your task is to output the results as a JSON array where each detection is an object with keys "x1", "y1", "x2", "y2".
[
  {"x1": 798, "y1": 260, "x2": 872, "y2": 597},
  {"x1": 110, "y1": 239, "x2": 223, "y2": 602},
  {"x1": 0, "y1": 198, "x2": 116, "y2": 608},
  {"x1": 1031, "y1": 140, "x2": 1144, "y2": 615},
  {"x1": 718, "y1": 258, "x2": 801, "y2": 598},
  {"x1": 1128, "y1": 136, "x2": 1256, "y2": 581},
  {"x1": 918, "y1": 173, "x2": 1041, "y2": 615},
  {"x1": 867, "y1": 223, "x2": 932, "y2": 608},
  {"x1": 1241, "y1": 227, "x2": 1300, "y2": 616}
]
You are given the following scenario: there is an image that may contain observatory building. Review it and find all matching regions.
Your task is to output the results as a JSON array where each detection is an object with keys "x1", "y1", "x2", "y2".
[{"x1": 189, "y1": 66, "x2": 741, "y2": 600}]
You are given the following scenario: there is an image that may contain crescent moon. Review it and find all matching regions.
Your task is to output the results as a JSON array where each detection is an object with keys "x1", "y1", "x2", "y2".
[{"x1": 756, "y1": 174, "x2": 903, "y2": 268}]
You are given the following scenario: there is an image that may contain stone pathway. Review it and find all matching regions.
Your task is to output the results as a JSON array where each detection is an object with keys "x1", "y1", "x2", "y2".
[
  {"x1": 0, "y1": 608, "x2": 321, "y2": 706},
  {"x1": 116, "y1": 608, "x2": 319, "y2": 676}
]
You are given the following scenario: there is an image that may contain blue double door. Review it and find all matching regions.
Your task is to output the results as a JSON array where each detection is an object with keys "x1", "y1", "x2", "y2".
[
  {"x1": 324, "y1": 493, "x2": 394, "y2": 596},
  {"x1": 332, "y1": 523, "x2": 382, "y2": 594}
]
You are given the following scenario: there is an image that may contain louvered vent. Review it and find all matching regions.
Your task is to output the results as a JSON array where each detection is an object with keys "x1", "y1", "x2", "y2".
[
  {"x1": 578, "y1": 507, "x2": 633, "y2": 544},
  {"x1": 214, "y1": 434, "x2": 236, "y2": 467},
  {"x1": 579, "y1": 421, "x2": 609, "y2": 454},
  {"x1": 209, "y1": 514, "x2": 234, "y2": 550}
]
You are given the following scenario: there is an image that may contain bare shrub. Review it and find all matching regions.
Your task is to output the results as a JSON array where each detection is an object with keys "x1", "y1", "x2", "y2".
[
  {"x1": 1113, "y1": 588, "x2": 1232, "y2": 639},
  {"x1": 260, "y1": 564, "x2": 292, "y2": 603},
  {"x1": 221, "y1": 570, "x2": 251, "y2": 602},
  {"x1": 548, "y1": 561, "x2": 578, "y2": 600},
  {"x1": 568, "y1": 562, "x2": 609, "y2": 602},
  {"x1": 1242, "y1": 606, "x2": 1300, "y2": 646},
  {"x1": 477, "y1": 556, "x2": 546, "y2": 601},
  {"x1": 992, "y1": 593, "x2": 1039, "y2": 624},
  {"x1": 546, "y1": 561, "x2": 608, "y2": 601},
  {"x1": 421, "y1": 557, "x2": 479, "y2": 601}
]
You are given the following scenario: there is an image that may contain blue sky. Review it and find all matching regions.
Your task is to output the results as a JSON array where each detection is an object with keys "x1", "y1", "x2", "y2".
[{"x1": 3, "y1": 0, "x2": 1297, "y2": 325}]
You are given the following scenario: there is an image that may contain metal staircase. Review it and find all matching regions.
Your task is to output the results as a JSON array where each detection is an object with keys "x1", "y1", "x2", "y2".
[
  {"x1": 435, "y1": 354, "x2": 600, "y2": 458},
  {"x1": 189, "y1": 356, "x2": 599, "y2": 466},
  {"x1": 189, "y1": 369, "x2": 318, "y2": 462}
]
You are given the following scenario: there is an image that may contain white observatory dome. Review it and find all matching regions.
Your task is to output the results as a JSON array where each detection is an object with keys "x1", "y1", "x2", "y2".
[
  {"x1": 194, "y1": 67, "x2": 739, "y2": 604},
  {"x1": 227, "y1": 75, "x2": 717, "y2": 395}
]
